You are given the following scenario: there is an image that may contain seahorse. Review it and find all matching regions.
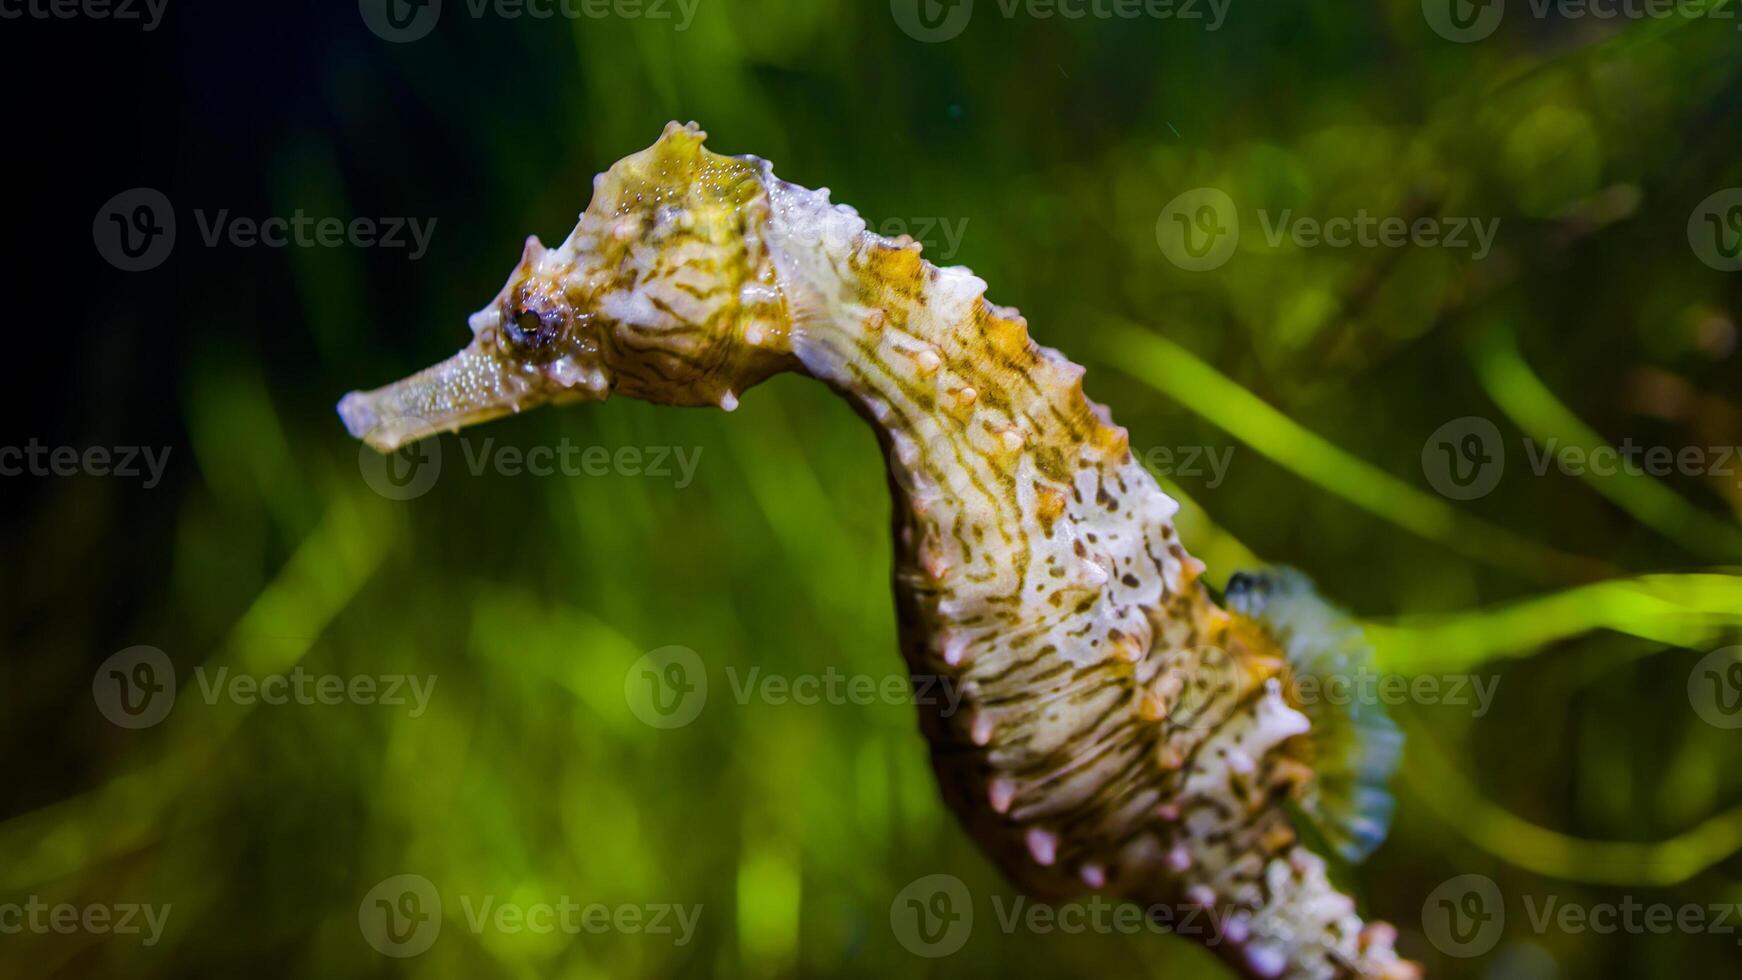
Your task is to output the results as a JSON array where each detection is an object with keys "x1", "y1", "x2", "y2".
[{"x1": 338, "y1": 122, "x2": 1419, "y2": 979}]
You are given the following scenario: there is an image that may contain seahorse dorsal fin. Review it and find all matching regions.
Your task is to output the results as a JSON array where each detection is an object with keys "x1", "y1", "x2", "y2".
[{"x1": 1226, "y1": 567, "x2": 1403, "y2": 862}]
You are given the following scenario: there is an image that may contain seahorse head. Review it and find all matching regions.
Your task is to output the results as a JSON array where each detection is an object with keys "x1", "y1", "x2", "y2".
[{"x1": 339, "y1": 122, "x2": 793, "y2": 452}]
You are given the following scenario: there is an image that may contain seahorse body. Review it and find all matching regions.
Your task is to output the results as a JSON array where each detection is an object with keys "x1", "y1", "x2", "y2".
[{"x1": 338, "y1": 123, "x2": 1419, "y2": 980}]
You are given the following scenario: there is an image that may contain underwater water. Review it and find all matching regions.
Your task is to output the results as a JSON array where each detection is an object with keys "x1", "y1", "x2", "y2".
[{"x1": 4, "y1": 2, "x2": 1742, "y2": 977}]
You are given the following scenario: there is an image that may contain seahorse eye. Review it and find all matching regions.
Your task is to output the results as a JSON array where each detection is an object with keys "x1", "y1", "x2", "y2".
[{"x1": 504, "y1": 303, "x2": 563, "y2": 352}]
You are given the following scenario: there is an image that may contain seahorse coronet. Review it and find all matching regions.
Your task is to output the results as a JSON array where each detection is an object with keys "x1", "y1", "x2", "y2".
[{"x1": 339, "y1": 122, "x2": 1420, "y2": 980}]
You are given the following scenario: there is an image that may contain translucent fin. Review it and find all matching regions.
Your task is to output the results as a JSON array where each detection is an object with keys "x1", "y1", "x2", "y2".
[{"x1": 1225, "y1": 568, "x2": 1402, "y2": 863}]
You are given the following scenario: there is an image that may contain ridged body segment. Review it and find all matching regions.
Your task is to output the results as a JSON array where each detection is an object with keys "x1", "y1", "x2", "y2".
[{"x1": 746, "y1": 147, "x2": 1413, "y2": 979}]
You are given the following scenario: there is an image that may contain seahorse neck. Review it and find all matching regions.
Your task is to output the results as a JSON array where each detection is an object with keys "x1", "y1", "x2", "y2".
[
  {"x1": 756, "y1": 167, "x2": 1097, "y2": 486},
  {"x1": 754, "y1": 165, "x2": 1200, "y2": 663}
]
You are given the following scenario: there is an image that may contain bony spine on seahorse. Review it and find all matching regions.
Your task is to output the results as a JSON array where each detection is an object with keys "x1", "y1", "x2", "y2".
[{"x1": 338, "y1": 122, "x2": 1420, "y2": 980}]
